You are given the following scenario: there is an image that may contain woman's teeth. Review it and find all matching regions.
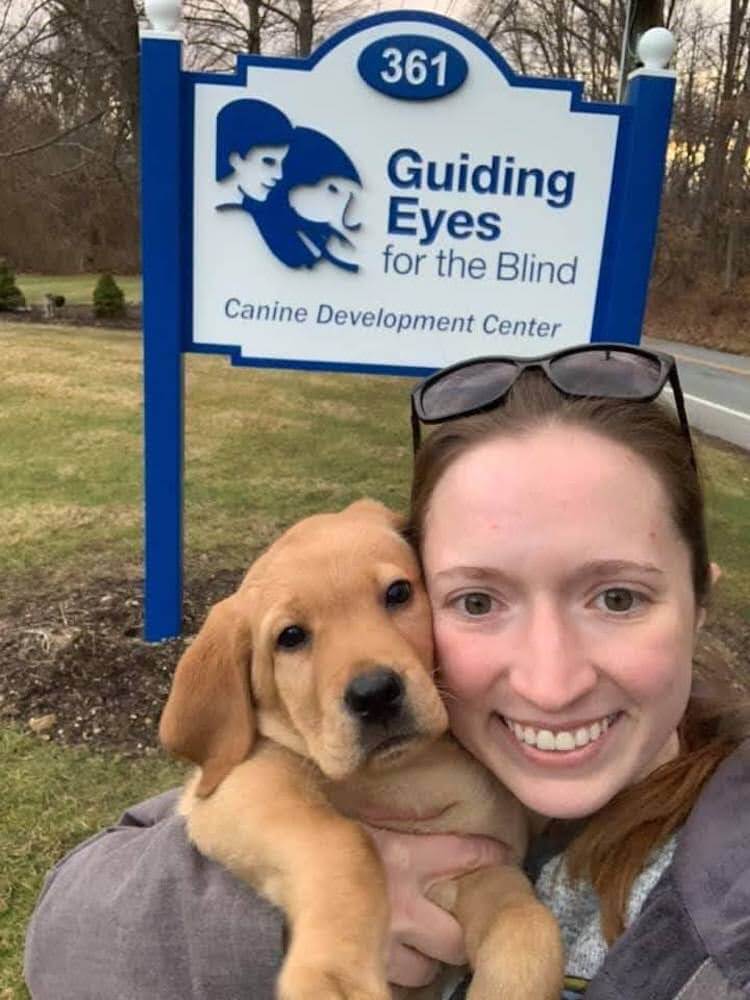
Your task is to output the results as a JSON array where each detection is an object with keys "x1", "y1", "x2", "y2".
[{"x1": 503, "y1": 714, "x2": 617, "y2": 752}]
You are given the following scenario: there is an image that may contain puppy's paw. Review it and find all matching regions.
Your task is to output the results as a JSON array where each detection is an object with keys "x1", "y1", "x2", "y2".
[
  {"x1": 466, "y1": 900, "x2": 564, "y2": 1000},
  {"x1": 466, "y1": 942, "x2": 563, "y2": 1000},
  {"x1": 277, "y1": 961, "x2": 390, "y2": 1000}
]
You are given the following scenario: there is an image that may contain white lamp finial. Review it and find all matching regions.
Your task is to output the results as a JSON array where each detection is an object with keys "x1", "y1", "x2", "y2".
[
  {"x1": 637, "y1": 27, "x2": 676, "y2": 71},
  {"x1": 144, "y1": 0, "x2": 181, "y2": 33}
]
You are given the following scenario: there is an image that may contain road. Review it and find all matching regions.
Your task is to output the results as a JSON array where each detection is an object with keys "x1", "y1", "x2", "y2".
[{"x1": 645, "y1": 337, "x2": 750, "y2": 452}]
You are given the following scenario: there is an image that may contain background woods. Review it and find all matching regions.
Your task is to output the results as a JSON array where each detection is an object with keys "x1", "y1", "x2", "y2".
[{"x1": 0, "y1": 0, "x2": 748, "y2": 303}]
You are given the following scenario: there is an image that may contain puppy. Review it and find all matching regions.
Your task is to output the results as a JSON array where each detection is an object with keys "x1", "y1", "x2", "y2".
[{"x1": 160, "y1": 499, "x2": 563, "y2": 1000}]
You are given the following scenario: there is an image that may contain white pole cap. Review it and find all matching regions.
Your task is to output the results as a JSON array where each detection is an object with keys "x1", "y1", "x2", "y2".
[
  {"x1": 637, "y1": 27, "x2": 676, "y2": 70},
  {"x1": 144, "y1": 0, "x2": 181, "y2": 33}
]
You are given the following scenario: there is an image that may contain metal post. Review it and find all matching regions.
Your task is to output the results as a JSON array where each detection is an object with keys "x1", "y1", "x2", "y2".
[
  {"x1": 140, "y1": 1, "x2": 185, "y2": 640},
  {"x1": 591, "y1": 28, "x2": 676, "y2": 345}
]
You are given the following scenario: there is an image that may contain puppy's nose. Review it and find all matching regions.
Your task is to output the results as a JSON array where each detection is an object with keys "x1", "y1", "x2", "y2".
[{"x1": 344, "y1": 669, "x2": 405, "y2": 724}]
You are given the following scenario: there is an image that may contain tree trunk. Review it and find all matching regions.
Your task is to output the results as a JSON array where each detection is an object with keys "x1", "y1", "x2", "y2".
[{"x1": 297, "y1": 0, "x2": 314, "y2": 56}]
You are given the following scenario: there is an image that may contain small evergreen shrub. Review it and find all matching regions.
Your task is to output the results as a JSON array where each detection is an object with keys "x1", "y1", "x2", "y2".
[
  {"x1": 93, "y1": 273, "x2": 126, "y2": 319},
  {"x1": 0, "y1": 259, "x2": 26, "y2": 311}
]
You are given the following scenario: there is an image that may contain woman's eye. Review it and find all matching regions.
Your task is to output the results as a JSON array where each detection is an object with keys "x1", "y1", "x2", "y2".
[
  {"x1": 385, "y1": 580, "x2": 411, "y2": 607},
  {"x1": 277, "y1": 625, "x2": 308, "y2": 649},
  {"x1": 327, "y1": 183, "x2": 339, "y2": 193},
  {"x1": 262, "y1": 156, "x2": 277, "y2": 166},
  {"x1": 598, "y1": 588, "x2": 639, "y2": 613},
  {"x1": 461, "y1": 593, "x2": 492, "y2": 616}
]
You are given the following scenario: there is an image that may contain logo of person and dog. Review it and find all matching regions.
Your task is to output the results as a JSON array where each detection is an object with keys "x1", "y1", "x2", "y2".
[{"x1": 216, "y1": 98, "x2": 363, "y2": 274}]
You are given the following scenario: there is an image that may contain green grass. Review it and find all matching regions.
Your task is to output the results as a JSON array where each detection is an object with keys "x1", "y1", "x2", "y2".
[
  {"x1": 0, "y1": 323, "x2": 413, "y2": 583},
  {"x1": 1, "y1": 321, "x2": 748, "y2": 996},
  {"x1": 702, "y1": 444, "x2": 750, "y2": 616},
  {"x1": 0, "y1": 728, "x2": 186, "y2": 998},
  {"x1": 16, "y1": 274, "x2": 141, "y2": 306}
]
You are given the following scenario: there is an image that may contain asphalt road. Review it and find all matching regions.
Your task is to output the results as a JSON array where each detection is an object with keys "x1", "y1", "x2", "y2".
[{"x1": 645, "y1": 337, "x2": 750, "y2": 452}]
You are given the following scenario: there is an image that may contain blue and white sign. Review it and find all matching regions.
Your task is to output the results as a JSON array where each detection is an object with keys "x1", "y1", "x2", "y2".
[
  {"x1": 191, "y1": 19, "x2": 626, "y2": 368},
  {"x1": 140, "y1": 6, "x2": 676, "y2": 638}
]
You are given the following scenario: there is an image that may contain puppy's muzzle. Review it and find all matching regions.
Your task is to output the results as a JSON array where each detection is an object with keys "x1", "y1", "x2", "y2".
[{"x1": 344, "y1": 668, "x2": 416, "y2": 756}]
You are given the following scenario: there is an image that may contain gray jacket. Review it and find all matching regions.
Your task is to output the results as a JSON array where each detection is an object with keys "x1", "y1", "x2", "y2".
[{"x1": 25, "y1": 742, "x2": 750, "y2": 999}]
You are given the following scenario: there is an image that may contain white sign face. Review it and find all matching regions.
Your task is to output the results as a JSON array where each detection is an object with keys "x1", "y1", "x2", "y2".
[{"x1": 191, "y1": 17, "x2": 621, "y2": 370}]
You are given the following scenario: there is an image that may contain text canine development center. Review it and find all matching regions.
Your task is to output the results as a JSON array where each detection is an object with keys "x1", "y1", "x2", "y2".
[{"x1": 224, "y1": 300, "x2": 563, "y2": 339}]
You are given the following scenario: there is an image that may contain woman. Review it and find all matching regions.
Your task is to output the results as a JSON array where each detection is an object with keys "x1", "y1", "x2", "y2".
[
  {"x1": 392, "y1": 345, "x2": 750, "y2": 997},
  {"x1": 25, "y1": 345, "x2": 750, "y2": 999},
  {"x1": 215, "y1": 98, "x2": 293, "y2": 204}
]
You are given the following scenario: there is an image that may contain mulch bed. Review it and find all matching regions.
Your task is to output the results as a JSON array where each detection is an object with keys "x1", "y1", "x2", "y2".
[
  {"x1": 0, "y1": 304, "x2": 142, "y2": 330},
  {"x1": 1, "y1": 569, "x2": 748, "y2": 757},
  {"x1": 0, "y1": 569, "x2": 243, "y2": 755}
]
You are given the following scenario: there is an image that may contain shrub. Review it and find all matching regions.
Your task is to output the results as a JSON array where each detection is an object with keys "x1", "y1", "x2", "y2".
[
  {"x1": 0, "y1": 259, "x2": 26, "y2": 311},
  {"x1": 93, "y1": 273, "x2": 126, "y2": 319}
]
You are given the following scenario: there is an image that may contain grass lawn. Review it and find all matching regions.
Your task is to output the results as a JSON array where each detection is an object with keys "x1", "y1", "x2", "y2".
[
  {"x1": 0, "y1": 324, "x2": 412, "y2": 581},
  {"x1": 0, "y1": 729, "x2": 186, "y2": 998},
  {"x1": 1, "y1": 322, "x2": 748, "y2": 997},
  {"x1": 16, "y1": 274, "x2": 141, "y2": 306}
]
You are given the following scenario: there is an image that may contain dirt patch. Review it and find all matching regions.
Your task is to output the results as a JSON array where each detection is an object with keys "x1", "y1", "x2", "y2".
[
  {"x1": 0, "y1": 568, "x2": 246, "y2": 755},
  {"x1": 1, "y1": 570, "x2": 748, "y2": 756},
  {"x1": 0, "y1": 303, "x2": 141, "y2": 330}
]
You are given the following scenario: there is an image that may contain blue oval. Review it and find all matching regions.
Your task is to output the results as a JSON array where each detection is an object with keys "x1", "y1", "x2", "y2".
[{"x1": 358, "y1": 35, "x2": 468, "y2": 101}]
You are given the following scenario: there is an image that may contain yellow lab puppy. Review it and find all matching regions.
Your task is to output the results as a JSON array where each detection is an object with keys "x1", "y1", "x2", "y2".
[{"x1": 160, "y1": 499, "x2": 563, "y2": 1000}]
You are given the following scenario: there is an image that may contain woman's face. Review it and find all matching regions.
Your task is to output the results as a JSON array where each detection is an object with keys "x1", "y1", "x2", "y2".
[
  {"x1": 228, "y1": 144, "x2": 289, "y2": 201},
  {"x1": 422, "y1": 425, "x2": 699, "y2": 821}
]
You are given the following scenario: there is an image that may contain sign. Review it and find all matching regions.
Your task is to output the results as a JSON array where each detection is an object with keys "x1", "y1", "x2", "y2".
[
  {"x1": 190, "y1": 19, "x2": 625, "y2": 369},
  {"x1": 140, "y1": 6, "x2": 676, "y2": 638}
]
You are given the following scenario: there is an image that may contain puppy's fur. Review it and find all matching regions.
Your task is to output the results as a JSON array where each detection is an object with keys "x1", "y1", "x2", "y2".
[{"x1": 160, "y1": 500, "x2": 563, "y2": 1000}]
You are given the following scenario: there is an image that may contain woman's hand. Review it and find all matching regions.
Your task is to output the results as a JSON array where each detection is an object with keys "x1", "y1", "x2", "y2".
[{"x1": 363, "y1": 826, "x2": 512, "y2": 988}]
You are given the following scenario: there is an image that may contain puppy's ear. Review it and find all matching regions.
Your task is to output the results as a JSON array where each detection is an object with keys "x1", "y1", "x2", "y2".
[
  {"x1": 342, "y1": 497, "x2": 404, "y2": 529},
  {"x1": 159, "y1": 596, "x2": 254, "y2": 797}
]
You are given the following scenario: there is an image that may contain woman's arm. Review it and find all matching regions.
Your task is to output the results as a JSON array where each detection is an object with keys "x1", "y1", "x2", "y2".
[
  {"x1": 24, "y1": 789, "x2": 285, "y2": 1000},
  {"x1": 25, "y1": 790, "x2": 508, "y2": 998}
]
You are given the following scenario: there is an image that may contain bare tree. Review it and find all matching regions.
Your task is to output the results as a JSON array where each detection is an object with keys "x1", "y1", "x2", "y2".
[
  {"x1": 1, "y1": 0, "x2": 747, "y2": 288},
  {"x1": 183, "y1": 0, "x2": 367, "y2": 67},
  {"x1": 470, "y1": 0, "x2": 750, "y2": 290}
]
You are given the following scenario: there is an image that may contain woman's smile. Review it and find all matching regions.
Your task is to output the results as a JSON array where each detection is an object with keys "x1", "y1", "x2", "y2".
[{"x1": 490, "y1": 710, "x2": 624, "y2": 770}]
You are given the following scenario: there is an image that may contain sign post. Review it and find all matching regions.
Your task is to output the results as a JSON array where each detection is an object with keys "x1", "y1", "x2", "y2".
[
  {"x1": 140, "y1": 1, "x2": 676, "y2": 640},
  {"x1": 141, "y1": 7, "x2": 185, "y2": 640}
]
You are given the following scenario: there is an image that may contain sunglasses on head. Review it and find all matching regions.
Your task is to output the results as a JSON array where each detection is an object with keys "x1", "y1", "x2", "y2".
[{"x1": 410, "y1": 343, "x2": 695, "y2": 464}]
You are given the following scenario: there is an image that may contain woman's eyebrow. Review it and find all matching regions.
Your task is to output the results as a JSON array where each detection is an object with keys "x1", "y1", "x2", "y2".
[
  {"x1": 432, "y1": 566, "x2": 511, "y2": 583},
  {"x1": 572, "y1": 559, "x2": 665, "y2": 580},
  {"x1": 432, "y1": 561, "x2": 665, "y2": 584}
]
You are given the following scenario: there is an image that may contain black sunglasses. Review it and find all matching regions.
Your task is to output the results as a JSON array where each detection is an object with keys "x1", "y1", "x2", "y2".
[{"x1": 410, "y1": 343, "x2": 694, "y2": 464}]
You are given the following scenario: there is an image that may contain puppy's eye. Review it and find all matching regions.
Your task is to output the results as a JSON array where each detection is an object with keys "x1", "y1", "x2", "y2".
[
  {"x1": 276, "y1": 625, "x2": 308, "y2": 649},
  {"x1": 385, "y1": 580, "x2": 411, "y2": 608}
]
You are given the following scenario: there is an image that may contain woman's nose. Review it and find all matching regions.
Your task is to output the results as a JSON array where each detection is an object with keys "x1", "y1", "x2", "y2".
[{"x1": 507, "y1": 602, "x2": 597, "y2": 712}]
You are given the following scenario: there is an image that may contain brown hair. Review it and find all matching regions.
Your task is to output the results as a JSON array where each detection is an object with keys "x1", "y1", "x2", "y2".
[{"x1": 406, "y1": 372, "x2": 748, "y2": 941}]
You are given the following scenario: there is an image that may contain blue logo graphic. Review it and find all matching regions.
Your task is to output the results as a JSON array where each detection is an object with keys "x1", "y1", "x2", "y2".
[{"x1": 215, "y1": 99, "x2": 362, "y2": 273}]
